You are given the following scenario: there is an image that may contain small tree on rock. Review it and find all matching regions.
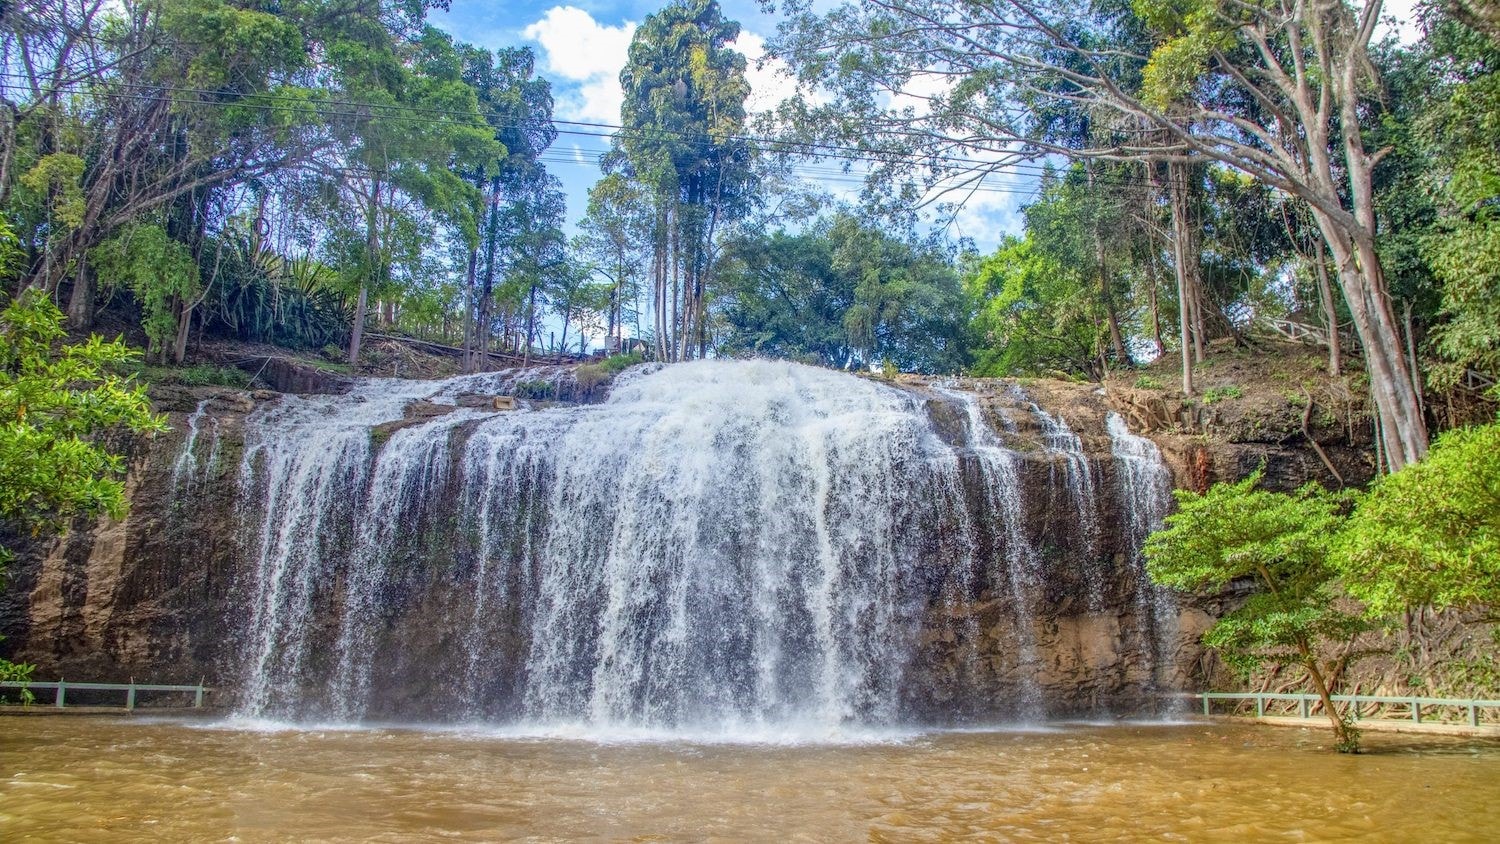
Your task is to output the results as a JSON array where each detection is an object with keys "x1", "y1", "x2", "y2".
[{"x1": 1145, "y1": 472, "x2": 1366, "y2": 751}]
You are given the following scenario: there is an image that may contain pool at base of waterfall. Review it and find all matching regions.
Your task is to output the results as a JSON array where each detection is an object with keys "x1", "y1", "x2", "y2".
[{"x1": 4, "y1": 718, "x2": 1497, "y2": 841}]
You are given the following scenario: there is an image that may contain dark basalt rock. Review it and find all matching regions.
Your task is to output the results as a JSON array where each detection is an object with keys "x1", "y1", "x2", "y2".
[{"x1": 0, "y1": 369, "x2": 1360, "y2": 720}]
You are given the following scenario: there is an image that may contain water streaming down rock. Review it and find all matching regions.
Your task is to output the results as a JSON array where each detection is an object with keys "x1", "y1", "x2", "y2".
[
  {"x1": 169, "y1": 399, "x2": 220, "y2": 495},
  {"x1": 931, "y1": 387, "x2": 1044, "y2": 716},
  {"x1": 227, "y1": 361, "x2": 1182, "y2": 729},
  {"x1": 1105, "y1": 411, "x2": 1178, "y2": 699},
  {"x1": 1022, "y1": 396, "x2": 1103, "y2": 608}
]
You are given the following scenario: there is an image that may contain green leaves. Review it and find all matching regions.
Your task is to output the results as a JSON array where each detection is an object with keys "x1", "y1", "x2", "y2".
[
  {"x1": 964, "y1": 234, "x2": 1100, "y2": 379},
  {"x1": 19, "y1": 154, "x2": 87, "y2": 231},
  {"x1": 0, "y1": 292, "x2": 165, "y2": 562},
  {"x1": 1146, "y1": 471, "x2": 1351, "y2": 590},
  {"x1": 1334, "y1": 423, "x2": 1500, "y2": 615},
  {"x1": 91, "y1": 225, "x2": 202, "y2": 358},
  {"x1": 1149, "y1": 423, "x2": 1500, "y2": 683},
  {"x1": 1145, "y1": 471, "x2": 1365, "y2": 678},
  {"x1": 715, "y1": 214, "x2": 965, "y2": 372}
]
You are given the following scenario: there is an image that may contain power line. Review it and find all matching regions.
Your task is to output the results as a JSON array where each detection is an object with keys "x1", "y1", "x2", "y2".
[{"x1": 4, "y1": 73, "x2": 1160, "y2": 191}]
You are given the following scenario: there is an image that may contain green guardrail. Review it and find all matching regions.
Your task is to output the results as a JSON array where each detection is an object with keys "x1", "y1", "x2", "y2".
[
  {"x1": 1197, "y1": 691, "x2": 1500, "y2": 727},
  {"x1": 1, "y1": 680, "x2": 210, "y2": 710}
]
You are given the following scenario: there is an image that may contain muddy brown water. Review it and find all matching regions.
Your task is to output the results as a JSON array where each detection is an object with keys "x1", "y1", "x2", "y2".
[{"x1": 2, "y1": 718, "x2": 1497, "y2": 842}]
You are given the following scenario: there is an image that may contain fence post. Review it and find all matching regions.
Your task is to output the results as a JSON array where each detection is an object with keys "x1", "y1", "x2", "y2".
[
  {"x1": 55, "y1": 679, "x2": 65, "y2": 709},
  {"x1": 1202, "y1": 695, "x2": 1210, "y2": 716},
  {"x1": 1299, "y1": 697, "x2": 1309, "y2": 719},
  {"x1": 126, "y1": 680, "x2": 136, "y2": 712},
  {"x1": 1412, "y1": 698, "x2": 1421, "y2": 724},
  {"x1": 194, "y1": 681, "x2": 204, "y2": 709},
  {"x1": 1255, "y1": 694, "x2": 1264, "y2": 718},
  {"x1": 1470, "y1": 704, "x2": 1479, "y2": 727}
]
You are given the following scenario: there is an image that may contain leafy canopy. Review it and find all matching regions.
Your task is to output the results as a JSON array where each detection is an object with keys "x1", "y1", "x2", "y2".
[
  {"x1": 1335, "y1": 423, "x2": 1500, "y2": 615},
  {"x1": 1145, "y1": 472, "x2": 1364, "y2": 676},
  {"x1": 0, "y1": 292, "x2": 165, "y2": 560}
]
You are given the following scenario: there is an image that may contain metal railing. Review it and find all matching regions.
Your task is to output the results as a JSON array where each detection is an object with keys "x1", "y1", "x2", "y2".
[
  {"x1": 1197, "y1": 691, "x2": 1500, "y2": 728},
  {"x1": 0, "y1": 680, "x2": 210, "y2": 710}
]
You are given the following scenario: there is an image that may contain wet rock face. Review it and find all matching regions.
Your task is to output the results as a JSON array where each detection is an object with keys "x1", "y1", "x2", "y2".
[
  {"x1": 0, "y1": 387, "x2": 264, "y2": 688},
  {"x1": 0, "y1": 365, "x2": 1337, "y2": 723}
]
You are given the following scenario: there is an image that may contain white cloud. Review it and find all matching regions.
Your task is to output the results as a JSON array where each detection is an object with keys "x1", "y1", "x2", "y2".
[
  {"x1": 523, "y1": 6, "x2": 636, "y2": 123},
  {"x1": 1377, "y1": 0, "x2": 1423, "y2": 44},
  {"x1": 731, "y1": 30, "x2": 806, "y2": 115}
]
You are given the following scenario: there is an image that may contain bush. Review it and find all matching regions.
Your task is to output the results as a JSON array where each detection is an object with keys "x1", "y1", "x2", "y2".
[
  {"x1": 1334, "y1": 423, "x2": 1500, "y2": 615},
  {"x1": 597, "y1": 352, "x2": 643, "y2": 376},
  {"x1": 1134, "y1": 374, "x2": 1164, "y2": 389},
  {"x1": 513, "y1": 380, "x2": 555, "y2": 401},
  {"x1": 1203, "y1": 385, "x2": 1244, "y2": 404}
]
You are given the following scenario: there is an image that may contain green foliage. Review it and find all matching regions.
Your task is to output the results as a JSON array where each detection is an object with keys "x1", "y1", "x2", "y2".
[
  {"x1": 575, "y1": 352, "x2": 641, "y2": 392},
  {"x1": 965, "y1": 234, "x2": 1103, "y2": 379},
  {"x1": 1146, "y1": 473, "x2": 1364, "y2": 675},
  {"x1": 1134, "y1": 375, "x2": 1164, "y2": 389},
  {"x1": 1335, "y1": 423, "x2": 1500, "y2": 615},
  {"x1": 597, "y1": 352, "x2": 644, "y2": 376},
  {"x1": 201, "y1": 228, "x2": 351, "y2": 350},
  {"x1": 512, "y1": 380, "x2": 555, "y2": 401},
  {"x1": 0, "y1": 291, "x2": 165, "y2": 563},
  {"x1": 91, "y1": 224, "x2": 201, "y2": 357},
  {"x1": 18, "y1": 153, "x2": 87, "y2": 231},
  {"x1": 0, "y1": 655, "x2": 35, "y2": 703},
  {"x1": 131, "y1": 363, "x2": 253, "y2": 389},
  {"x1": 715, "y1": 214, "x2": 965, "y2": 372},
  {"x1": 1202, "y1": 385, "x2": 1243, "y2": 404}
]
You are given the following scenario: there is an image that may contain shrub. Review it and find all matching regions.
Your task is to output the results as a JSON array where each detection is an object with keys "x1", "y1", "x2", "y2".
[{"x1": 1203, "y1": 385, "x2": 1244, "y2": 404}]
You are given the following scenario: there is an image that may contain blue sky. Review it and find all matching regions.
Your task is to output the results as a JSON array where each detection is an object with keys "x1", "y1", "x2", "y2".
[
  {"x1": 427, "y1": 1, "x2": 1031, "y2": 251},
  {"x1": 428, "y1": 0, "x2": 1427, "y2": 257}
]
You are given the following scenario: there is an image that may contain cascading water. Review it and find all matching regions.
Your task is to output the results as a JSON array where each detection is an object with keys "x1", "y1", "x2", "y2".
[
  {"x1": 1105, "y1": 411, "x2": 1179, "y2": 698},
  {"x1": 222, "y1": 360, "x2": 1180, "y2": 732},
  {"x1": 1020, "y1": 394, "x2": 1103, "y2": 608},
  {"x1": 170, "y1": 399, "x2": 220, "y2": 496},
  {"x1": 932, "y1": 386, "x2": 1044, "y2": 715}
]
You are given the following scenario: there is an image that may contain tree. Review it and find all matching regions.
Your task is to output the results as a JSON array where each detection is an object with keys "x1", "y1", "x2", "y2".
[
  {"x1": 0, "y1": 291, "x2": 163, "y2": 550},
  {"x1": 1145, "y1": 473, "x2": 1365, "y2": 751},
  {"x1": 320, "y1": 25, "x2": 503, "y2": 365},
  {"x1": 966, "y1": 234, "x2": 1107, "y2": 379},
  {"x1": 1335, "y1": 423, "x2": 1500, "y2": 616},
  {"x1": 771, "y1": 0, "x2": 1431, "y2": 467},
  {"x1": 715, "y1": 213, "x2": 965, "y2": 372},
  {"x1": 4, "y1": 0, "x2": 318, "y2": 324},
  {"x1": 458, "y1": 44, "x2": 557, "y2": 372},
  {"x1": 0, "y1": 289, "x2": 165, "y2": 683},
  {"x1": 577, "y1": 173, "x2": 650, "y2": 353},
  {"x1": 618, "y1": 0, "x2": 754, "y2": 362},
  {"x1": 1404, "y1": 6, "x2": 1500, "y2": 391}
]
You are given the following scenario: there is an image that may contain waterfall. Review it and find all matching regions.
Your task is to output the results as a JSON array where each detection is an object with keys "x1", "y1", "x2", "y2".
[
  {"x1": 170, "y1": 399, "x2": 220, "y2": 496},
  {"x1": 1022, "y1": 396, "x2": 1103, "y2": 608},
  {"x1": 221, "y1": 361, "x2": 1180, "y2": 730},
  {"x1": 932, "y1": 387, "x2": 1043, "y2": 715},
  {"x1": 1105, "y1": 412, "x2": 1178, "y2": 698}
]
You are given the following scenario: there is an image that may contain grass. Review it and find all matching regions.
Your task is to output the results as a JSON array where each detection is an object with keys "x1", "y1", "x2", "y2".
[
  {"x1": 577, "y1": 353, "x2": 645, "y2": 391},
  {"x1": 1134, "y1": 374, "x2": 1164, "y2": 390},
  {"x1": 130, "y1": 362, "x2": 254, "y2": 388},
  {"x1": 1202, "y1": 384, "x2": 1245, "y2": 404}
]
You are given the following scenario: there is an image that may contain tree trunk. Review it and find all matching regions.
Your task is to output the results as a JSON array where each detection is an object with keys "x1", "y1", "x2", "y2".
[
  {"x1": 66, "y1": 257, "x2": 95, "y2": 331},
  {"x1": 348, "y1": 179, "x2": 381, "y2": 367},
  {"x1": 1146, "y1": 252, "x2": 1166, "y2": 357},
  {"x1": 1314, "y1": 240, "x2": 1341, "y2": 376},
  {"x1": 172, "y1": 299, "x2": 194, "y2": 364},
  {"x1": 461, "y1": 246, "x2": 478, "y2": 373},
  {"x1": 1167, "y1": 162, "x2": 1198, "y2": 395},
  {"x1": 1403, "y1": 300, "x2": 1424, "y2": 419},
  {"x1": 1312, "y1": 210, "x2": 1428, "y2": 470}
]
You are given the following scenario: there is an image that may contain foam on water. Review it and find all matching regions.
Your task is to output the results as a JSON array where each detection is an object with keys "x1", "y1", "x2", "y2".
[{"x1": 221, "y1": 360, "x2": 1179, "y2": 732}]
